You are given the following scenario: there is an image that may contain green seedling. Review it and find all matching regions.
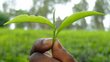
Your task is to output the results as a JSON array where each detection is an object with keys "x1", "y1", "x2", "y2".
[{"x1": 4, "y1": 11, "x2": 103, "y2": 43}]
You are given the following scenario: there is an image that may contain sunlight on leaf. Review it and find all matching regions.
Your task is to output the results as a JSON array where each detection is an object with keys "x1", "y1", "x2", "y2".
[
  {"x1": 4, "y1": 14, "x2": 54, "y2": 28},
  {"x1": 57, "y1": 11, "x2": 104, "y2": 35}
]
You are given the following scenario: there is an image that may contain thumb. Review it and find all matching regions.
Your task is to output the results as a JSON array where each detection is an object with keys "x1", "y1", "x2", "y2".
[{"x1": 52, "y1": 39, "x2": 77, "y2": 62}]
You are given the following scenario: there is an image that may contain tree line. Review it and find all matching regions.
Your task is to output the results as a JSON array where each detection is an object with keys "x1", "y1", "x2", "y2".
[{"x1": 0, "y1": 0, "x2": 110, "y2": 30}]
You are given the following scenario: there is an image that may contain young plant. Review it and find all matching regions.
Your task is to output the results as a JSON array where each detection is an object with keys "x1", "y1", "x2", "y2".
[{"x1": 4, "y1": 11, "x2": 103, "y2": 43}]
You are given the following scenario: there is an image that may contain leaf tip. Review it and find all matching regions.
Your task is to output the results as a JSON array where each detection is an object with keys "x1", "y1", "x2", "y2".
[
  {"x1": 4, "y1": 20, "x2": 12, "y2": 25},
  {"x1": 93, "y1": 11, "x2": 104, "y2": 15},
  {"x1": 4, "y1": 22, "x2": 9, "y2": 25},
  {"x1": 98, "y1": 12, "x2": 104, "y2": 15}
]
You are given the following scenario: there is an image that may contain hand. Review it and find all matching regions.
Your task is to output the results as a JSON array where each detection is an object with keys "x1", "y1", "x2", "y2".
[{"x1": 29, "y1": 38, "x2": 77, "y2": 62}]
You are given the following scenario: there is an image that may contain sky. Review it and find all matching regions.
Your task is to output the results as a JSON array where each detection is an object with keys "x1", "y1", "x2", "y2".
[
  {"x1": 0, "y1": 0, "x2": 110, "y2": 30},
  {"x1": 0, "y1": 0, "x2": 96, "y2": 19}
]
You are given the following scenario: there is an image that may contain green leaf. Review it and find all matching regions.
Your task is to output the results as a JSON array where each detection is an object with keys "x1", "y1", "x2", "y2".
[
  {"x1": 57, "y1": 11, "x2": 104, "y2": 35},
  {"x1": 4, "y1": 14, "x2": 54, "y2": 28}
]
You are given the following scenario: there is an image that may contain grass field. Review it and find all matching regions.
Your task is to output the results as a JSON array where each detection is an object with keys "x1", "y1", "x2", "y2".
[{"x1": 0, "y1": 28, "x2": 110, "y2": 62}]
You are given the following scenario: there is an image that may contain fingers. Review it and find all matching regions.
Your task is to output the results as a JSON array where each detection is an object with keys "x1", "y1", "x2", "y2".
[
  {"x1": 30, "y1": 38, "x2": 77, "y2": 62},
  {"x1": 29, "y1": 52, "x2": 60, "y2": 62},
  {"x1": 52, "y1": 39, "x2": 77, "y2": 62},
  {"x1": 30, "y1": 38, "x2": 53, "y2": 55}
]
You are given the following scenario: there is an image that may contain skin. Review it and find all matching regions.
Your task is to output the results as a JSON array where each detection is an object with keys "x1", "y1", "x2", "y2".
[{"x1": 29, "y1": 38, "x2": 77, "y2": 62}]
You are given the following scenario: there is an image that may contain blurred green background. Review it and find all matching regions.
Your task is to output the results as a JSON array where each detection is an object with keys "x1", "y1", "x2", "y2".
[{"x1": 0, "y1": 0, "x2": 110, "y2": 62}]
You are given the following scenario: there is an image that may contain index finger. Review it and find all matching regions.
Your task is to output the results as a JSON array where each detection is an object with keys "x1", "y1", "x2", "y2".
[{"x1": 30, "y1": 38, "x2": 53, "y2": 55}]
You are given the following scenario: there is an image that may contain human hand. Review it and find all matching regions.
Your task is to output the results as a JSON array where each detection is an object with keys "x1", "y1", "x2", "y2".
[{"x1": 29, "y1": 38, "x2": 77, "y2": 62}]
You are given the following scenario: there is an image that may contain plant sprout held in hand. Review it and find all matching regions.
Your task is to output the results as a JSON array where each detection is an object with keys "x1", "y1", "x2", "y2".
[{"x1": 4, "y1": 11, "x2": 103, "y2": 62}]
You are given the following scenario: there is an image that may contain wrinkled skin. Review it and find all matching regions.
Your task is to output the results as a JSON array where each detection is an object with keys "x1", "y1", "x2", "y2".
[{"x1": 29, "y1": 38, "x2": 77, "y2": 62}]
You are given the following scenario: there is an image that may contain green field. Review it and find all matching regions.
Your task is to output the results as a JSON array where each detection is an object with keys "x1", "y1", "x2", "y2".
[{"x1": 0, "y1": 28, "x2": 110, "y2": 62}]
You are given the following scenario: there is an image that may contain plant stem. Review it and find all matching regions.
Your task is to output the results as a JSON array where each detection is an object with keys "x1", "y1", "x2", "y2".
[{"x1": 53, "y1": 10, "x2": 56, "y2": 43}]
